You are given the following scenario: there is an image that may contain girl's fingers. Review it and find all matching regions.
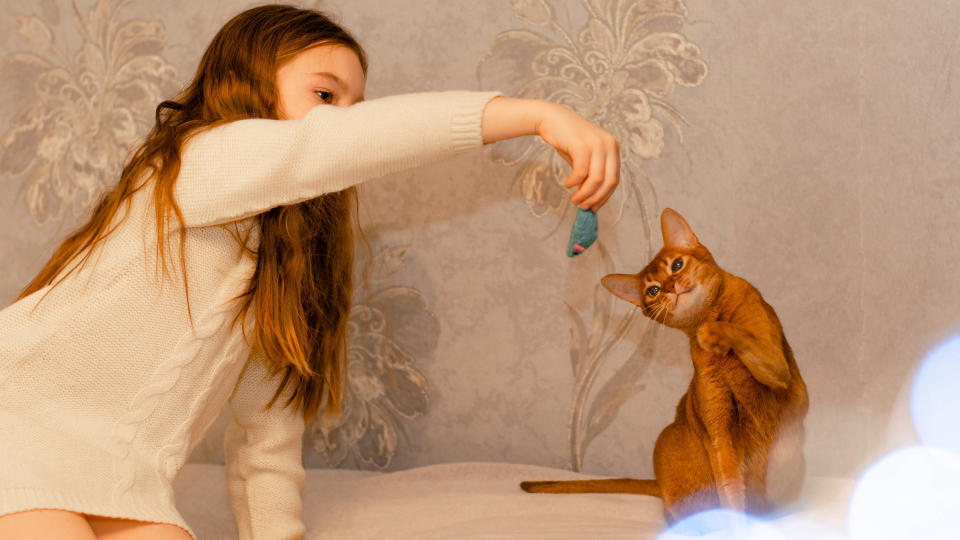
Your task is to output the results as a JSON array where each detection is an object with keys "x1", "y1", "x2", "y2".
[
  {"x1": 593, "y1": 151, "x2": 619, "y2": 209},
  {"x1": 595, "y1": 177, "x2": 615, "y2": 209},
  {"x1": 563, "y1": 145, "x2": 589, "y2": 189},
  {"x1": 572, "y1": 144, "x2": 606, "y2": 207},
  {"x1": 594, "y1": 145, "x2": 620, "y2": 210},
  {"x1": 550, "y1": 120, "x2": 621, "y2": 209},
  {"x1": 574, "y1": 139, "x2": 618, "y2": 209}
]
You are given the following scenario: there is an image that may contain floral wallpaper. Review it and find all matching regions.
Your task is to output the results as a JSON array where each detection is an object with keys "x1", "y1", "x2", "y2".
[
  {"x1": 2, "y1": 0, "x2": 959, "y2": 482},
  {"x1": 480, "y1": 0, "x2": 706, "y2": 217},
  {"x1": 310, "y1": 245, "x2": 436, "y2": 469},
  {"x1": 479, "y1": 0, "x2": 707, "y2": 471},
  {"x1": 1, "y1": 0, "x2": 179, "y2": 223}
]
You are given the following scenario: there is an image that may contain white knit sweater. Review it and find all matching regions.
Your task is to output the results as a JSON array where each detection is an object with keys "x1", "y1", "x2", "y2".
[{"x1": 0, "y1": 90, "x2": 502, "y2": 540}]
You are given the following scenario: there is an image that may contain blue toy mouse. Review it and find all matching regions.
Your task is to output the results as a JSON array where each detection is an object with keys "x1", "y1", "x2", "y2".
[{"x1": 566, "y1": 207, "x2": 598, "y2": 257}]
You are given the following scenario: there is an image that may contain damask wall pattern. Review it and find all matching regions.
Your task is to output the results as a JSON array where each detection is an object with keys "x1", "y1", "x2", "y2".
[
  {"x1": 478, "y1": 0, "x2": 707, "y2": 471},
  {"x1": 1, "y1": 0, "x2": 179, "y2": 223},
  {"x1": 2, "y1": 0, "x2": 959, "y2": 481}
]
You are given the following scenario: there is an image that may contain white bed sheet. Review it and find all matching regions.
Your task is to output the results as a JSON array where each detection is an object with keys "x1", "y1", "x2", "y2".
[{"x1": 173, "y1": 462, "x2": 855, "y2": 540}]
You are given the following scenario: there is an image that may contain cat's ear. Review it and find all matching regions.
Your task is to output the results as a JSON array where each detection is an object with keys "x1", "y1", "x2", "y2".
[
  {"x1": 661, "y1": 208, "x2": 699, "y2": 249},
  {"x1": 601, "y1": 274, "x2": 645, "y2": 306}
]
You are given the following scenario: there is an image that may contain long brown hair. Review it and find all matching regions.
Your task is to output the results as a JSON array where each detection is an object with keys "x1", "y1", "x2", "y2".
[{"x1": 17, "y1": 4, "x2": 368, "y2": 425}]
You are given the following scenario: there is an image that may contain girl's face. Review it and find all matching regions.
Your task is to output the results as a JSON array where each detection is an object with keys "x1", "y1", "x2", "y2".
[{"x1": 276, "y1": 42, "x2": 366, "y2": 119}]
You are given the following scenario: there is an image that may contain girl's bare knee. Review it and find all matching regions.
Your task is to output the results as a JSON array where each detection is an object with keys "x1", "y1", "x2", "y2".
[{"x1": 0, "y1": 508, "x2": 98, "y2": 540}]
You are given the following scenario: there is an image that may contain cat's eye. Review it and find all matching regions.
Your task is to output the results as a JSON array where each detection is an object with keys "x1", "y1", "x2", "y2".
[
  {"x1": 671, "y1": 258, "x2": 684, "y2": 272},
  {"x1": 646, "y1": 285, "x2": 660, "y2": 297},
  {"x1": 315, "y1": 89, "x2": 334, "y2": 103}
]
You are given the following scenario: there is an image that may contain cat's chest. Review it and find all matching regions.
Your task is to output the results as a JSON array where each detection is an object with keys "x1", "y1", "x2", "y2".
[{"x1": 690, "y1": 347, "x2": 757, "y2": 394}]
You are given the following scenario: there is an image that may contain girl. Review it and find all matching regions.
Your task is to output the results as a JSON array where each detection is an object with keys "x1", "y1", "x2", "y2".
[{"x1": 0, "y1": 4, "x2": 619, "y2": 540}]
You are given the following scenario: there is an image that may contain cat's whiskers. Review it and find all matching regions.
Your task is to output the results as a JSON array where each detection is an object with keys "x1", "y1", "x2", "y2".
[
  {"x1": 651, "y1": 301, "x2": 669, "y2": 324},
  {"x1": 651, "y1": 307, "x2": 665, "y2": 332},
  {"x1": 643, "y1": 303, "x2": 663, "y2": 323}
]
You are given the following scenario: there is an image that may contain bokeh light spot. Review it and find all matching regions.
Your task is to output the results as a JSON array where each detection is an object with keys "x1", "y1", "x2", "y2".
[
  {"x1": 911, "y1": 334, "x2": 960, "y2": 454},
  {"x1": 655, "y1": 508, "x2": 846, "y2": 539},
  {"x1": 656, "y1": 509, "x2": 782, "y2": 540},
  {"x1": 848, "y1": 446, "x2": 960, "y2": 540}
]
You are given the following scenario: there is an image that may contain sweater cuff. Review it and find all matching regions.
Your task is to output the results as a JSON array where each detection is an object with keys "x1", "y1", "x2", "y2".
[{"x1": 450, "y1": 91, "x2": 503, "y2": 153}]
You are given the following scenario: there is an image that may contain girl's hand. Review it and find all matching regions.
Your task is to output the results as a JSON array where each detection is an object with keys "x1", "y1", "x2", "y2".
[{"x1": 482, "y1": 97, "x2": 620, "y2": 211}]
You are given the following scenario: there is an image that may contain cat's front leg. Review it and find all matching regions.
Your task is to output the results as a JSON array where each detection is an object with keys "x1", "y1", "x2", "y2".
[
  {"x1": 691, "y1": 367, "x2": 748, "y2": 513},
  {"x1": 703, "y1": 421, "x2": 747, "y2": 512},
  {"x1": 696, "y1": 322, "x2": 790, "y2": 389},
  {"x1": 718, "y1": 477, "x2": 747, "y2": 512}
]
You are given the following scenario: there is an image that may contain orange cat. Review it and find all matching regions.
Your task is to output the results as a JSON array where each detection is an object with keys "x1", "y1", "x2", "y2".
[{"x1": 521, "y1": 208, "x2": 809, "y2": 524}]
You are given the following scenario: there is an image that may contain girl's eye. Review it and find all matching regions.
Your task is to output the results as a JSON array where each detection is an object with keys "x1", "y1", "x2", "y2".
[
  {"x1": 671, "y1": 258, "x2": 683, "y2": 272},
  {"x1": 315, "y1": 90, "x2": 334, "y2": 103},
  {"x1": 646, "y1": 285, "x2": 660, "y2": 297}
]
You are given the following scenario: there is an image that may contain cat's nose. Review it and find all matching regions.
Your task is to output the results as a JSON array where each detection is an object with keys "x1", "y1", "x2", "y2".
[{"x1": 662, "y1": 277, "x2": 676, "y2": 293}]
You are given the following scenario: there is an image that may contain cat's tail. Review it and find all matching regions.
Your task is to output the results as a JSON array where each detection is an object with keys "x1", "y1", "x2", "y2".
[{"x1": 520, "y1": 478, "x2": 662, "y2": 497}]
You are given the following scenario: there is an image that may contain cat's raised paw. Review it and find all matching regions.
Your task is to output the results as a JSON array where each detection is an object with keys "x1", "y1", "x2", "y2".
[{"x1": 697, "y1": 323, "x2": 732, "y2": 354}]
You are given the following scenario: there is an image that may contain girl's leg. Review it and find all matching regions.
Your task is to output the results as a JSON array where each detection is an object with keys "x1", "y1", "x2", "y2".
[
  {"x1": 0, "y1": 508, "x2": 98, "y2": 540},
  {"x1": 84, "y1": 514, "x2": 194, "y2": 540}
]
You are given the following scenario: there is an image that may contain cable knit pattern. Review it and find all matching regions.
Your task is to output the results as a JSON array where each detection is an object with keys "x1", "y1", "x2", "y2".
[
  {"x1": 0, "y1": 90, "x2": 502, "y2": 540},
  {"x1": 154, "y1": 250, "x2": 259, "y2": 485},
  {"x1": 109, "y1": 254, "x2": 256, "y2": 506}
]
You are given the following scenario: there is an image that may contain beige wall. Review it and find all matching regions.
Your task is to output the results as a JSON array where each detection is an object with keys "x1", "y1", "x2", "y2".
[{"x1": 1, "y1": 0, "x2": 957, "y2": 479}]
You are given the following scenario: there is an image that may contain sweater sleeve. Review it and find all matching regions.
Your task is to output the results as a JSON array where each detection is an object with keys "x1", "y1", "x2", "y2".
[
  {"x1": 174, "y1": 90, "x2": 503, "y2": 228},
  {"x1": 223, "y1": 350, "x2": 307, "y2": 540}
]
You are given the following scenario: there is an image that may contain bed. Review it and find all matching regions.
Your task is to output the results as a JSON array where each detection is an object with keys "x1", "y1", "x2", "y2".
[{"x1": 172, "y1": 462, "x2": 855, "y2": 539}]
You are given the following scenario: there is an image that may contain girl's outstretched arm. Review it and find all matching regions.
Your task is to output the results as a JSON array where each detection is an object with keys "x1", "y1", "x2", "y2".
[
  {"x1": 481, "y1": 97, "x2": 620, "y2": 211},
  {"x1": 173, "y1": 91, "x2": 501, "y2": 228},
  {"x1": 171, "y1": 91, "x2": 619, "y2": 229}
]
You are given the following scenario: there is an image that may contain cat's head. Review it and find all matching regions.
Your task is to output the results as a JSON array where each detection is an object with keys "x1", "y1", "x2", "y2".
[{"x1": 601, "y1": 208, "x2": 722, "y2": 330}]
